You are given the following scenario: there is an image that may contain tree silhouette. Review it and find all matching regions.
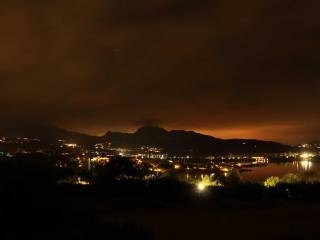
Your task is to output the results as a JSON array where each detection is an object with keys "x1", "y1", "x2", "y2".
[{"x1": 94, "y1": 156, "x2": 139, "y2": 183}]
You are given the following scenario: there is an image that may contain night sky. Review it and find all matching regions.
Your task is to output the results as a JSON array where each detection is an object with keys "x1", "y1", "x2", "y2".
[{"x1": 1, "y1": 0, "x2": 319, "y2": 143}]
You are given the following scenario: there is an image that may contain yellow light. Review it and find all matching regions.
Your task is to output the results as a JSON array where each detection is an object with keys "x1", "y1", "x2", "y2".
[
  {"x1": 76, "y1": 177, "x2": 90, "y2": 185},
  {"x1": 197, "y1": 183, "x2": 206, "y2": 192},
  {"x1": 300, "y1": 152, "x2": 314, "y2": 159},
  {"x1": 174, "y1": 164, "x2": 181, "y2": 169},
  {"x1": 154, "y1": 168, "x2": 162, "y2": 173},
  {"x1": 300, "y1": 160, "x2": 312, "y2": 171},
  {"x1": 65, "y1": 143, "x2": 77, "y2": 148}
]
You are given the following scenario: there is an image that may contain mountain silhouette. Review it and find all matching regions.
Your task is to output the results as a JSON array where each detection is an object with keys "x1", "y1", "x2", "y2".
[
  {"x1": 0, "y1": 124, "x2": 293, "y2": 154},
  {"x1": 105, "y1": 126, "x2": 293, "y2": 155},
  {"x1": 0, "y1": 123, "x2": 100, "y2": 145}
]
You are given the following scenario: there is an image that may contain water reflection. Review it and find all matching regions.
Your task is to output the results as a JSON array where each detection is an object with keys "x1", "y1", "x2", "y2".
[
  {"x1": 174, "y1": 156, "x2": 320, "y2": 183},
  {"x1": 300, "y1": 160, "x2": 313, "y2": 171},
  {"x1": 240, "y1": 159, "x2": 320, "y2": 182}
]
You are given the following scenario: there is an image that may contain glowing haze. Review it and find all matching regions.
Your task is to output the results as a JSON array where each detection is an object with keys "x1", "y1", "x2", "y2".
[{"x1": 1, "y1": 0, "x2": 320, "y2": 144}]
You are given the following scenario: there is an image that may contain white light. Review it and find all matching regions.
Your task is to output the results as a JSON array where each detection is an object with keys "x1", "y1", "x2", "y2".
[
  {"x1": 300, "y1": 152, "x2": 314, "y2": 159},
  {"x1": 197, "y1": 183, "x2": 206, "y2": 192},
  {"x1": 300, "y1": 160, "x2": 313, "y2": 171}
]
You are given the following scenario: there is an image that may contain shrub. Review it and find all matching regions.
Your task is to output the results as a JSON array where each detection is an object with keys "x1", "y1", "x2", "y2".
[{"x1": 264, "y1": 176, "x2": 280, "y2": 188}]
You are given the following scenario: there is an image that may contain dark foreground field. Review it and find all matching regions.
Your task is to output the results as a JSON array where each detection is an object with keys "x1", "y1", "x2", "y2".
[
  {"x1": 1, "y1": 182, "x2": 320, "y2": 240},
  {"x1": 99, "y1": 201, "x2": 320, "y2": 240}
]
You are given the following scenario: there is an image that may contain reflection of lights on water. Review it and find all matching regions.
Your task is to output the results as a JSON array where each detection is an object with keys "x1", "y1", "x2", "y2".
[{"x1": 300, "y1": 160, "x2": 313, "y2": 171}]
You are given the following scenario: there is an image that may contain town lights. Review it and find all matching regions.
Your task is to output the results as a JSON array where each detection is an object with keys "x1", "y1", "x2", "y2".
[
  {"x1": 300, "y1": 152, "x2": 315, "y2": 159},
  {"x1": 174, "y1": 164, "x2": 181, "y2": 169},
  {"x1": 64, "y1": 143, "x2": 77, "y2": 148}
]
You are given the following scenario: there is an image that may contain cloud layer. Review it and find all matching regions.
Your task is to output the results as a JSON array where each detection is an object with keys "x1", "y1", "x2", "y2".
[{"x1": 1, "y1": 0, "x2": 320, "y2": 143}]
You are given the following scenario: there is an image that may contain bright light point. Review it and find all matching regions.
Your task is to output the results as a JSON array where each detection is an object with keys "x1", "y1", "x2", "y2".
[
  {"x1": 300, "y1": 160, "x2": 313, "y2": 171},
  {"x1": 64, "y1": 143, "x2": 77, "y2": 148},
  {"x1": 300, "y1": 152, "x2": 314, "y2": 159},
  {"x1": 174, "y1": 164, "x2": 181, "y2": 169},
  {"x1": 197, "y1": 183, "x2": 206, "y2": 192},
  {"x1": 76, "y1": 177, "x2": 90, "y2": 185}
]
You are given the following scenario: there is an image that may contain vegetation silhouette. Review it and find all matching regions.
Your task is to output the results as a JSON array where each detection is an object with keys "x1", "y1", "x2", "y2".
[{"x1": 3, "y1": 154, "x2": 320, "y2": 239}]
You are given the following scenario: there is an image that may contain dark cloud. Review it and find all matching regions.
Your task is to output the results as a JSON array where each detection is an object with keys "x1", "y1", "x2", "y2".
[{"x1": 1, "y1": 0, "x2": 320, "y2": 143}]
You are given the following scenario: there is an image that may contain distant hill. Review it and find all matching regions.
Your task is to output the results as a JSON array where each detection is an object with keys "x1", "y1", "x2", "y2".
[
  {"x1": 105, "y1": 126, "x2": 293, "y2": 155},
  {"x1": 0, "y1": 124, "x2": 100, "y2": 145},
  {"x1": 0, "y1": 124, "x2": 293, "y2": 154}
]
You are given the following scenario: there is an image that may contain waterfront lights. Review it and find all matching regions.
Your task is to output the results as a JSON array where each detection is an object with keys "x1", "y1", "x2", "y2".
[{"x1": 300, "y1": 152, "x2": 315, "y2": 159}]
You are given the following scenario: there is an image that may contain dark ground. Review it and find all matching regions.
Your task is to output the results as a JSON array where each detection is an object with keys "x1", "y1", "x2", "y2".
[
  {"x1": 2, "y1": 183, "x2": 320, "y2": 240},
  {"x1": 94, "y1": 198, "x2": 320, "y2": 240}
]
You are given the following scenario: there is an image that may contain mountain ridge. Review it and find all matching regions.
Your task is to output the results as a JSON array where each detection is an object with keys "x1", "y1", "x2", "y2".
[
  {"x1": 0, "y1": 123, "x2": 100, "y2": 145},
  {"x1": 0, "y1": 124, "x2": 293, "y2": 154},
  {"x1": 105, "y1": 126, "x2": 293, "y2": 155}
]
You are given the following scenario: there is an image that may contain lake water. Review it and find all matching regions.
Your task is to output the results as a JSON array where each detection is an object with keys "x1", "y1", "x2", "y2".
[{"x1": 240, "y1": 159, "x2": 320, "y2": 182}]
